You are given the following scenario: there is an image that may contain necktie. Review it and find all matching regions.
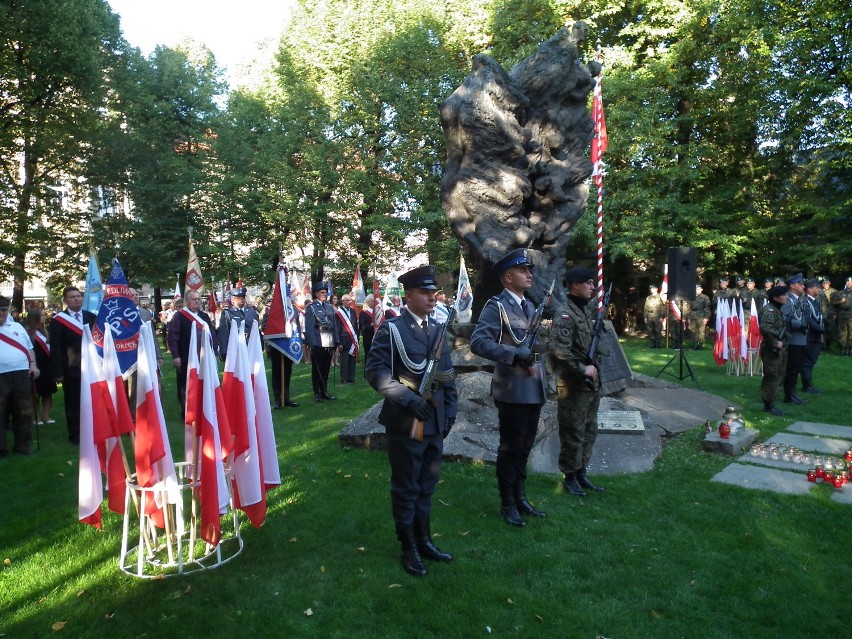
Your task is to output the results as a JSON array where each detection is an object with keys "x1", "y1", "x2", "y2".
[
  {"x1": 421, "y1": 320, "x2": 429, "y2": 333},
  {"x1": 520, "y1": 300, "x2": 528, "y2": 317},
  {"x1": 74, "y1": 312, "x2": 80, "y2": 322}
]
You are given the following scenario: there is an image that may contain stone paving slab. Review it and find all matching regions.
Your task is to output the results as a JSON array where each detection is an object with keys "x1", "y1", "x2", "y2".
[
  {"x1": 765, "y1": 433, "x2": 850, "y2": 456},
  {"x1": 711, "y1": 464, "x2": 814, "y2": 495},
  {"x1": 786, "y1": 422, "x2": 852, "y2": 440}
]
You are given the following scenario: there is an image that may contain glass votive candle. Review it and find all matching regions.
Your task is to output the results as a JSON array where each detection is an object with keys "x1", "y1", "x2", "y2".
[
  {"x1": 833, "y1": 476, "x2": 843, "y2": 489},
  {"x1": 815, "y1": 465, "x2": 825, "y2": 479},
  {"x1": 807, "y1": 469, "x2": 817, "y2": 482}
]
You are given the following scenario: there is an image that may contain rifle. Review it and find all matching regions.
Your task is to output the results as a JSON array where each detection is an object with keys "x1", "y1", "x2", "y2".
[
  {"x1": 770, "y1": 325, "x2": 787, "y2": 355},
  {"x1": 521, "y1": 279, "x2": 556, "y2": 375},
  {"x1": 408, "y1": 305, "x2": 458, "y2": 441},
  {"x1": 583, "y1": 282, "x2": 613, "y2": 391}
]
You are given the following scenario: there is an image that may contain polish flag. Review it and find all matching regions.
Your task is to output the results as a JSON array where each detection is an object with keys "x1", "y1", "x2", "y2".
[
  {"x1": 736, "y1": 299, "x2": 748, "y2": 361},
  {"x1": 222, "y1": 321, "x2": 266, "y2": 527},
  {"x1": 248, "y1": 323, "x2": 280, "y2": 490},
  {"x1": 79, "y1": 327, "x2": 105, "y2": 528},
  {"x1": 101, "y1": 327, "x2": 135, "y2": 514},
  {"x1": 713, "y1": 299, "x2": 728, "y2": 366},
  {"x1": 748, "y1": 298, "x2": 762, "y2": 351},
  {"x1": 197, "y1": 325, "x2": 231, "y2": 545},
  {"x1": 135, "y1": 323, "x2": 179, "y2": 525}
]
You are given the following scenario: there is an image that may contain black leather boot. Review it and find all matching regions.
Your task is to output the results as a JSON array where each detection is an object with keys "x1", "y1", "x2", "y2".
[
  {"x1": 562, "y1": 472, "x2": 586, "y2": 497},
  {"x1": 498, "y1": 487, "x2": 525, "y2": 527},
  {"x1": 396, "y1": 524, "x2": 427, "y2": 576},
  {"x1": 577, "y1": 468, "x2": 605, "y2": 492},
  {"x1": 414, "y1": 517, "x2": 453, "y2": 562},
  {"x1": 763, "y1": 401, "x2": 785, "y2": 416},
  {"x1": 514, "y1": 480, "x2": 546, "y2": 518}
]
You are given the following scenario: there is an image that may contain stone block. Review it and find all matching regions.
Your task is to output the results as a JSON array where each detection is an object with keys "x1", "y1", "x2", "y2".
[{"x1": 703, "y1": 428, "x2": 759, "y2": 456}]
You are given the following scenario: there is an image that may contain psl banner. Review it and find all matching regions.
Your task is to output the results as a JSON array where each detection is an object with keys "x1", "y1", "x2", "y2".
[{"x1": 92, "y1": 258, "x2": 143, "y2": 377}]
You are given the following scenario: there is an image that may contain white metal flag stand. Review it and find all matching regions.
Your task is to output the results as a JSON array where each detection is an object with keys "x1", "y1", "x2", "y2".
[{"x1": 119, "y1": 462, "x2": 243, "y2": 578}]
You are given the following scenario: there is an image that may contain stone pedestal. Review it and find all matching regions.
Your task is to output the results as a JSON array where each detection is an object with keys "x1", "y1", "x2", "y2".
[{"x1": 703, "y1": 428, "x2": 760, "y2": 456}]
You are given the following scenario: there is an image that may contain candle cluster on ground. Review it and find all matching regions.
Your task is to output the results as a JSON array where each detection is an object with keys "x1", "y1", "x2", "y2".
[{"x1": 749, "y1": 444, "x2": 852, "y2": 489}]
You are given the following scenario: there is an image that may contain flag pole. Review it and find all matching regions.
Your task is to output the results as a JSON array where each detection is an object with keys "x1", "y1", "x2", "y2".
[{"x1": 593, "y1": 38, "x2": 606, "y2": 311}]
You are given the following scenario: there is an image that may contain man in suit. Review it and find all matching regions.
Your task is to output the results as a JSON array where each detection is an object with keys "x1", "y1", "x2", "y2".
[
  {"x1": 782, "y1": 273, "x2": 809, "y2": 405},
  {"x1": 801, "y1": 278, "x2": 824, "y2": 393},
  {"x1": 365, "y1": 265, "x2": 458, "y2": 577},
  {"x1": 49, "y1": 285, "x2": 96, "y2": 445},
  {"x1": 217, "y1": 287, "x2": 260, "y2": 362},
  {"x1": 335, "y1": 293, "x2": 359, "y2": 384},
  {"x1": 167, "y1": 290, "x2": 216, "y2": 416},
  {"x1": 470, "y1": 248, "x2": 548, "y2": 527},
  {"x1": 304, "y1": 281, "x2": 340, "y2": 401}
]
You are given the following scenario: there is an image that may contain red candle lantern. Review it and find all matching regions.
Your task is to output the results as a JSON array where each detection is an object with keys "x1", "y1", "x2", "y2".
[
  {"x1": 806, "y1": 469, "x2": 817, "y2": 482},
  {"x1": 815, "y1": 465, "x2": 825, "y2": 479},
  {"x1": 833, "y1": 476, "x2": 843, "y2": 489},
  {"x1": 718, "y1": 422, "x2": 731, "y2": 439}
]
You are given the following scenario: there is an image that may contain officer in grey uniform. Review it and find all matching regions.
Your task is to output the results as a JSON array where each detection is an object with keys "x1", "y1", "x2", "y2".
[
  {"x1": 470, "y1": 248, "x2": 548, "y2": 527},
  {"x1": 801, "y1": 278, "x2": 824, "y2": 393},
  {"x1": 782, "y1": 273, "x2": 809, "y2": 405},
  {"x1": 365, "y1": 265, "x2": 458, "y2": 577}
]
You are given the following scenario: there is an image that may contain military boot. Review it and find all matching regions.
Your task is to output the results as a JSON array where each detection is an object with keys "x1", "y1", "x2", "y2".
[
  {"x1": 514, "y1": 480, "x2": 546, "y2": 518},
  {"x1": 763, "y1": 401, "x2": 785, "y2": 416},
  {"x1": 413, "y1": 517, "x2": 453, "y2": 562},
  {"x1": 577, "y1": 468, "x2": 605, "y2": 492},
  {"x1": 396, "y1": 524, "x2": 427, "y2": 576},
  {"x1": 562, "y1": 472, "x2": 586, "y2": 497}
]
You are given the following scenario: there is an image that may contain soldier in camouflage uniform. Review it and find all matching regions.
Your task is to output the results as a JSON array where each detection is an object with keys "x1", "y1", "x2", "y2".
[
  {"x1": 740, "y1": 276, "x2": 758, "y2": 325},
  {"x1": 753, "y1": 278, "x2": 772, "y2": 309},
  {"x1": 832, "y1": 277, "x2": 852, "y2": 355},
  {"x1": 689, "y1": 284, "x2": 711, "y2": 350},
  {"x1": 758, "y1": 285, "x2": 789, "y2": 416},
  {"x1": 734, "y1": 274, "x2": 748, "y2": 300},
  {"x1": 643, "y1": 284, "x2": 664, "y2": 348},
  {"x1": 819, "y1": 277, "x2": 837, "y2": 353},
  {"x1": 549, "y1": 266, "x2": 605, "y2": 497}
]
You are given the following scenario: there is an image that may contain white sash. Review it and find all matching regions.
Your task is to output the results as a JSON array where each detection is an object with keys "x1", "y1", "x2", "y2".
[{"x1": 335, "y1": 308, "x2": 359, "y2": 355}]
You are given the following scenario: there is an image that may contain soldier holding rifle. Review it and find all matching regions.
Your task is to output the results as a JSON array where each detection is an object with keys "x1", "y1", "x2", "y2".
[
  {"x1": 758, "y1": 285, "x2": 789, "y2": 415},
  {"x1": 365, "y1": 265, "x2": 458, "y2": 577},
  {"x1": 549, "y1": 267, "x2": 607, "y2": 497},
  {"x1": 470, "y1": 248, "x2": 550, "y2": 527}
]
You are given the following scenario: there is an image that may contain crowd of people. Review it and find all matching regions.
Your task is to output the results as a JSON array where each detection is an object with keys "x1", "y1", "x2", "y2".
[{"x1": 2, "y1": 262, "x2": 849, "y2": 579}]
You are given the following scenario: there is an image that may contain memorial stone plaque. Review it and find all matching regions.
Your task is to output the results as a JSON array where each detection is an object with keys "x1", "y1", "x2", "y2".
[
  {"x1": 599, "y1": 320, "x2": 632, "y2": 395},
  {"x1": 598, "y1": 410, "x2": 645, "y2": 435}
]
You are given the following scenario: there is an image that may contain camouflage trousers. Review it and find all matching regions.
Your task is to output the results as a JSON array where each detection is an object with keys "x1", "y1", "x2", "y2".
[
  {"x1": 646, "y1": 317, "x2": 662, "y2": 342},
  {"x1": 556, "y1": 380, "x2": 600, "y2": 474},
  {"x1": 689, "y1": 318, "x2": 707, "y2": 344},
  {"x1": 838, "y1": 317, "x2": 852, "y2": 348},
  {"x1": 760, "y1": 345, "x2": 787, "y2": 403}
]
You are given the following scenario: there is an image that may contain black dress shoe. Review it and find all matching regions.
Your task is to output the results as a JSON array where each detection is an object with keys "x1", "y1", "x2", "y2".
[
  {"x1": 272, "y1": 401, "x2": 282, "y2": 410},
  {"x1": 321, "y1": 392, "x2": 337, "y2": 400},
  {"x1": 499, "y1": 505, "x2": 526, "y2": 527},
  {"x1": 516, "y1": 495, "x2": 546, "y2": 518},
  {"x1": 285, "y1": 399, "x2": 299, "y2": 407},
  {"x1": 784, "y1": 395, "x2": 807, "y2": 405}
]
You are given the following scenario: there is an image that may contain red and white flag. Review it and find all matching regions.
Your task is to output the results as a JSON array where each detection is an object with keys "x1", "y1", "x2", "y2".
[
  {"x1": 101, "y1": 327, "x2": 136, "y2": 515},
  {"x1": 248, "y1": 323, "x2": 280, "y2": 491},
  {"x1": 735, "y1": 300, "x2": 748, "y2": 361},
  {"x1": 79, "y1": 327, "x2": 105, "y2": 528},
  {"x1": 173, "y1": 277, "x2": 182, "y2": 301},
  {"x1": 713, "y1": 299, "x2": 728, "y2": 366},
  {"x1": 135, "y1": 323, "x2": 179, "y2": 525},
  {"x1": 195, "y1": 325, "x2": 231, "y2": 545},
  {"x1": 591, "y1": 64, "x2": 608, "y2": 187},
  {"x1": 222, "y1": 321, "x2": 265, "y2": 527},
  {"x1": 748, "y1": 298, "x2": 762, "y2": 351}
]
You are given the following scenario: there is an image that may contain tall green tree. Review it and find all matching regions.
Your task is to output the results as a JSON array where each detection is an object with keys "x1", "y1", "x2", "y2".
[{"x1": 0, "y1": 0, "x2": 125, "y2": 309}]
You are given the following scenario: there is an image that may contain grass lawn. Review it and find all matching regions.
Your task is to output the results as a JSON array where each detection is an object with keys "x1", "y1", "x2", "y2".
[{"x1": 1, "y1": 337, "x2": 850, "y2": 638}]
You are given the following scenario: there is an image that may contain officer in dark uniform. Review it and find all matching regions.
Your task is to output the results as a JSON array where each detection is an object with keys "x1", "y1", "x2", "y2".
[
  {"x1": 217, "y1": 287, "x2": 260, "y2": 361},
  {"x1": 365, "y1": 265, "x2": 458, "y2": 577},
  {"x1": 304, "y1": 281, "x2": 340, "y2": 402},
  {"x1": 758, "y1": 285, "x2": 788, "y2": 415},
  {"x1": 470, "y1": 248, "x2": 548, "y2": 527},
  {"x1": 49, "y1": 285, "x2": 97, "y2": 445}
]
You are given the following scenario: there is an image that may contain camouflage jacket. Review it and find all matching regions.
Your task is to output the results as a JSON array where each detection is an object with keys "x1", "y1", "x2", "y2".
[
  {"x1": 643, "y1": 294, "x2": 664, "y2": 319},
  {"x1": 758, "y1": 302, "x2": 785, "y2": 344},
  {"x1": 690, "y1": 293, "x2": 711, "y2": 320},
  {"x1": 548, "y1": 297, "x2": 598, "y2": 383}
]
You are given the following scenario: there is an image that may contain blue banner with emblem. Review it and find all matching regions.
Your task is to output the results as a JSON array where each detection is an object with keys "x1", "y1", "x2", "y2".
[
  {"x1": 82, "y1": 250, "x2": 103, "y2": 315},
  {"x1": 91, "y1": 258, "x2": 143, "y2": 377}
]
